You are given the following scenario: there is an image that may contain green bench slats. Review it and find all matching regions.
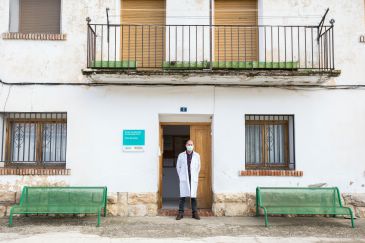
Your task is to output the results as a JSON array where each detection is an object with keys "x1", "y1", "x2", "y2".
[
  {"x1": 256, "y1": 187, "x2": 355, "y2": 228},
  {"x1": 259, "y1": 207, "x2": 351, "y2": 215},
  {"x1": 9, "y1": 186, "x2": 107, "y2": 227},
  {"x1": 11, "y1": 206, "x2": 103, "y2": 214}
]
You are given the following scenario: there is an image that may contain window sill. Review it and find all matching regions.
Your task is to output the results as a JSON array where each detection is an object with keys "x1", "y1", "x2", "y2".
[
  {"x1": 2, "y1": 32, "x2": 67, "y2": 41},
  {"x1": 240, "y1": 170, "x2": 303, "y2": 177},
  {"x1": 0, "y1": 168, "x2": 71, "y2": 175}
]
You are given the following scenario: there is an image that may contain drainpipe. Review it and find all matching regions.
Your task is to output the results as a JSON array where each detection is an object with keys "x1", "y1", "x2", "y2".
[{"x1": 209, "y1": 0, "x2": 213, "y2": 70}]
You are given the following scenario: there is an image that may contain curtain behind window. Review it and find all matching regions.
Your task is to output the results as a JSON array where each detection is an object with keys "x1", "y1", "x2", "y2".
[
  {"x1": 42, "y1": 123, "x2": 67, "y2": 162},
  {"x1": 245, "y1": 123, "x2": 287, "y2": 165},
  {"x1": 10, "y1": 122, "x2": 66, "y2": 162},
  {"x1": 10, "y1": 123, "x2": 36, "y2": 162}
]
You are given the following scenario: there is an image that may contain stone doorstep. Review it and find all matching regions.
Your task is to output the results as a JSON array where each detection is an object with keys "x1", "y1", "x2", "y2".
[{"x1": 158, "y1": 209, "x2": 214, "y2": 217}]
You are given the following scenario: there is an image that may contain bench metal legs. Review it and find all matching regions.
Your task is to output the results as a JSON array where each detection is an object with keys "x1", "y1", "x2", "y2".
[
  {"x1": 97, "y1": 209, "x2": 101, "y2": 227},
  {"x1": 348, "y1": 208, "x2": 355, "y2": 228},
  {"x1": 9, "y1": 210, "x2": 104, "y2": 227},
  {"x1": 258, "y1": 206, "x2": 269, "y2": 227},
  {"x1": 262, "y1": 207, "x2": 269, "y2": 227},
  {"x1": 260, "y1": 209, "x2": 355, "y2": 228},
  {"x1": 256, "y1": 191, "x2": 259, "y2": 217},
  {"x1": 8, "y1": 208, "x2": 14, "y2": 227}
]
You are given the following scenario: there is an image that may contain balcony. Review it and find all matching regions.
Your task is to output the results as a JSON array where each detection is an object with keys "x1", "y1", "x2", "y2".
[{"x1": 83, "y1": 19, "x2": 340, "y2": 85}]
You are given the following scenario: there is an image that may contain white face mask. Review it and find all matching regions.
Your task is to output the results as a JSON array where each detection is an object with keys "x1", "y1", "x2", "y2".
[{"x1": 186, "y1": 145, "x2": 194, "y2": 152}]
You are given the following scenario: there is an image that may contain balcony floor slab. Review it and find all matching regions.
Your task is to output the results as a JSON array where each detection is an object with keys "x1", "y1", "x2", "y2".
[{"x1": 82, "y1": 69, "x2": 341, "y2": 86}]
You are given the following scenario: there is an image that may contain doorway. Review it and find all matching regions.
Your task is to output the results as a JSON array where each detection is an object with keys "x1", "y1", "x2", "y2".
[{"x1": 158, "y1": 123, "x2": 212, "y2": 210}]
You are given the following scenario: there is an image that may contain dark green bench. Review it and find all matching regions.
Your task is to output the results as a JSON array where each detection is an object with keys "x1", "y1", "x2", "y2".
[
  {"x1": 256, "y1": 187, "x2": 355, "y2": 228},
  {"x1": 9, "y1": 186, "x2": 107, "y2": 227}
]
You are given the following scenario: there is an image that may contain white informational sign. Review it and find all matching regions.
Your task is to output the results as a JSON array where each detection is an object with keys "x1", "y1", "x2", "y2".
[{"x1": 122, "y1": 130, "x2": 145, "y2": 152}]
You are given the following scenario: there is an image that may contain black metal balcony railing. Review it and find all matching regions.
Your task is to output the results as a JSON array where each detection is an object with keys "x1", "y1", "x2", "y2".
[{"x1": 87, "y1": 21, "x2": 335, "y2": 72}]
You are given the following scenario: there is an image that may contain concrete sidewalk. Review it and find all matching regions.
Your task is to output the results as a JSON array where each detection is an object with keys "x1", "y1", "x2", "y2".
[{"x1": 0, "y1": 216, "x2": 364, "y2": 242}]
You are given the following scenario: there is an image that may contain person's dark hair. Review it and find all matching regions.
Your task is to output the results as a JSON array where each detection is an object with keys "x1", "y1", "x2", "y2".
[{"x1": 185, "y1": 139, "x2": 193, "y2": 145}]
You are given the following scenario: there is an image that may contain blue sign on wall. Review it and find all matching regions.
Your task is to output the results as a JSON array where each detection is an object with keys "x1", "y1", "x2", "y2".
[{"x1": 122, "y1": 130, "x2": 145, "y2": 151}]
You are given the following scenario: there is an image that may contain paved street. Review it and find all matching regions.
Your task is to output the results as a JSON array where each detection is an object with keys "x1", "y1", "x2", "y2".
[{"x1": 0, "y1": 216, "x2": 364, "y2": 242}]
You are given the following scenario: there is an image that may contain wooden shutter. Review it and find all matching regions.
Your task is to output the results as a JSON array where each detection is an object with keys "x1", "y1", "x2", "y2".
[
  {"x1": 19, "y1": 0, "x2": 61, "y2": 34},
  {"x1": 121, "y1": 0, "x2": 165, "y2": 68},
  {"x1": 214, "y1": 0, "x2": 258, "y2": 62}
]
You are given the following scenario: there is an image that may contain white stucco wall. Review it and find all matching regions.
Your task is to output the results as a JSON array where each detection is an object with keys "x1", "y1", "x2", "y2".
[
  {"x1": 166, "y1": 0, "x2": 210, "y2": 62},
  {"x1": 0, "y1": 0, "x2": 365, "y2": 84},
  {"x1": 0, "y1": 0, "x2": 117, "y2": 83},
  {"x1": 213, "y1": 87, "x2": 365, "y2": 193},
  {"x1": 0, "y1": 85, "x2": 364, "y2": 194}
]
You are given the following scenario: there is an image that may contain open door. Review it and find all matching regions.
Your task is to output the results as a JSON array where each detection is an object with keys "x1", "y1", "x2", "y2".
[
  {"x1": 158, "y1": 122, "x2": 212, "y2": 210},
  {"x1": 190, "y1": 125, "x2": 212, "y2": 209}
]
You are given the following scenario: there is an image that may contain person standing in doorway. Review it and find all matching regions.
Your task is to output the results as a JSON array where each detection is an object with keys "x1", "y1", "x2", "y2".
[{"x1": 176, "y1": 139, "x2": 201, "y2": 220}]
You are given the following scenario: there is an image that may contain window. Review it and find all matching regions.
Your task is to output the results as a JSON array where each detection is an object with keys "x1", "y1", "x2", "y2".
[
  {"x1": 0, "y1": 113, "x2": 67, "y2": 168},
  {"x1": 9, "y1": 0, "x2": 61, "y2": 33},
  {"x1": 245, "y1": 115, "x2": 295, "y2": 170}
]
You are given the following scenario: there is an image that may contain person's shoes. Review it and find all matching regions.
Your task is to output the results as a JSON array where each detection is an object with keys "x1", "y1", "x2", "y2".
[
  {"x1": 176, "y1": 212, "x2": 184, "y2": 220},
  {"x1": 192, "y1": 212, "x2": 200, "y2": 220}
]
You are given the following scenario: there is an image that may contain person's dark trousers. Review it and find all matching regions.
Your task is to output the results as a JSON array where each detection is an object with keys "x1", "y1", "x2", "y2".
[{"x1": 178, "y1": 197, "x2": 197, "y2": 213}]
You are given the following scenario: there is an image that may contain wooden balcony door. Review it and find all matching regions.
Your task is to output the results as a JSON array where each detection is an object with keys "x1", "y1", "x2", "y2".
[
  {"x1": 121, "y1": 0, "x2": 165, "y2": 68},
  {"x1": 214, "y1": 0, "x2": 258, "y2": 63}
]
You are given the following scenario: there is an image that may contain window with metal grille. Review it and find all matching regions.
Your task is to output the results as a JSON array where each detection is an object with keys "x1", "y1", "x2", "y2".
[
  {"x1": 245, "y1": 115, "x2": 295, "y2": 170},
  {"x1": 9, "y1": 0, "x2": 61, "y2": 34},
  {"x1": 0, "y1": 113, "x2": 67, "y2": 168}
]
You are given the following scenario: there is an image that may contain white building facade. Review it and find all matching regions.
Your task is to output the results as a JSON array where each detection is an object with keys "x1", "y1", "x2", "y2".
[{"x1": 0, "y1": 0, "x2": 364, "y2": 217}]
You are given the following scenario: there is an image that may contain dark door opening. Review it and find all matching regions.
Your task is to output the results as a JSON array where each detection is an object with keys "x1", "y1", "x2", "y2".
[{"x1": 162, "y1": 125, "x2": 190, "y2": 209}]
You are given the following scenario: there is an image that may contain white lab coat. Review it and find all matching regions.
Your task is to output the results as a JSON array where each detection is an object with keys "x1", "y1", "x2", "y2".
[{"x1": 176, "y1": 151, "x2": 201, "y2": 198}]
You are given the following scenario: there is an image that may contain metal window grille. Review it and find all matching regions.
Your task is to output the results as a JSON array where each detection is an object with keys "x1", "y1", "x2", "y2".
[
  {"x1": 245, "y1": 115, "x2": 295, "y2": 170},
  {"x1": 0, "y1": 112, "x2": 67, "y2": 168}
]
